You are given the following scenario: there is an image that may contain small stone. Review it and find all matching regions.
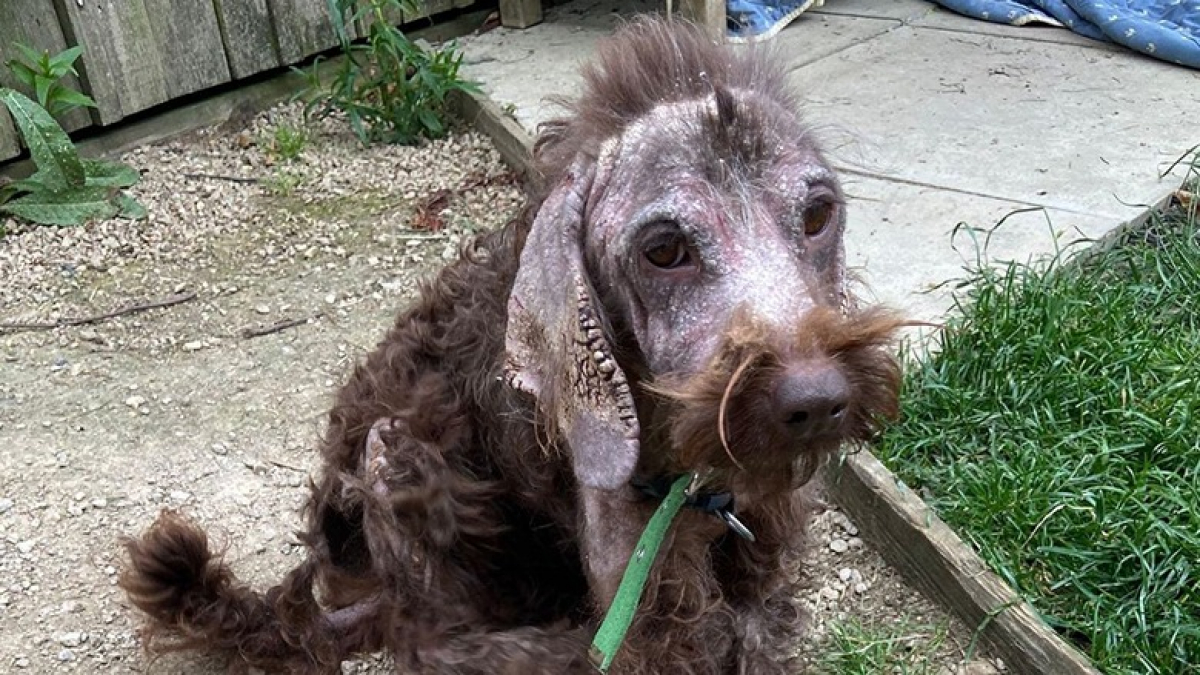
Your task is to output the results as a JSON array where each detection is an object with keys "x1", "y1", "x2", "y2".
[
  {"x1": 124, "y1": 395, "x2": 146, "y2": 409},
  {"x1": 62, "y1": 600, "x2": 83, "y2": 614},
  {"x1": 847, "y1": 536, "x2": 864, "y2": 549},
  {"x1": 0, "y1": 497, "x2": 13, "y2": 514},
  {"x1": 183, "y1": 340, "x2": 205, "y2": 352},
  {"x1": 255, "y1": 304, "x2": 271, "y2": 314},
  {"x1": 837, "y1": 567, "x2": 853, "y2": 582},
  {"x1": 211, "y1": 442, "x2": 228, "y2": 455},
  {"x1": 16, "y1": 540, "x2": 34, "y2": 554},
  {"x1": 57, "y1": 648, "x2": 76, "y2": 662},
  {"x1": 853, "y1": 582, "x2": 869, "y2": 594},
  {"x1": 820, "y1": 586, "x2": 839, "y2": 600},
  {"x1": 91, "y1": 498, "x2": 107, "y2": 509},
  {"x1": 79, "y1": 328, "x2": 101, "y2": 343},
  {"x1": 14, "y1": 657, "x2": 28, "y2": 668},
  {"x1": 57, "y1": 631, "x2": 87, "y2": 648},
  {"x1": 169, "y1": 490, "x2": 191, "y2": 502},
  {"x1": 829, "y1": 538, "x2": 849, "y2": 553}
]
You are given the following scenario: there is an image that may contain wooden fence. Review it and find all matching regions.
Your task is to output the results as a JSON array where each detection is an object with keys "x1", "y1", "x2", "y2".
[{"x1": 0, "y1": 0, "x2": 475, "y2": 162}]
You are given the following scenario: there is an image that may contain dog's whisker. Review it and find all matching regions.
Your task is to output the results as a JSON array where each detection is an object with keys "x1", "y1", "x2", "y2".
[{"x1": 718, "y1": 354, "x2": 753, "y2": 474}]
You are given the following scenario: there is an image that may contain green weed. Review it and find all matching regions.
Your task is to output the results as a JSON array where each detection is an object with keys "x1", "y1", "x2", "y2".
[
  {"x1": 262, "y1": 169, "x2": 307, "y2": 197},
  {"x1": 817, "y1": 617, "x2": 951, "y2": 675},
  {"x1": 267, "y1": 123, "x2": 309, "y2": 162},
  {"x1": 5, "y1": 43, "x2": 96, "y2": 119},
  {"x1": 298, "y1": 0, "x2": 478, "y2": 145},
  {"x1": 0, "y1": 45, "x2": 145, "y2": 229}
]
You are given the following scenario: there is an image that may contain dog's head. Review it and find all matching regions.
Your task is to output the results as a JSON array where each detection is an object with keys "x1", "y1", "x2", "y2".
[{"x1": 505, "y1": 18, "x2": 903, "y2": 495}]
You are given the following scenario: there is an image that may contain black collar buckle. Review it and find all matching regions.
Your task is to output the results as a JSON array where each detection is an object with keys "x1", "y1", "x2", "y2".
[{"x1": 631, "y1": 475, "x2": 756, "y2": 542}]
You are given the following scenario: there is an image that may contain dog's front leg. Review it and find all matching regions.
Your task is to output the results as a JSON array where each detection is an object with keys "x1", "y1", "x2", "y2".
[{"x1": 580, "y1": 487, "x2": 737, "y2": 675}]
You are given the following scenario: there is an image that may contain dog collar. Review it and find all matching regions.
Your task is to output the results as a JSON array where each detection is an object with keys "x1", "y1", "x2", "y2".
[{"x1": 631, "y1": 474, "x2": 755, "y2": 542}]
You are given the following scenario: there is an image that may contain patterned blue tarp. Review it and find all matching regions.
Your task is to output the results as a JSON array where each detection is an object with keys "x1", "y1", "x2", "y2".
[{"x1": 931, "y1": 0, "x2": 1200, "y2": 68}]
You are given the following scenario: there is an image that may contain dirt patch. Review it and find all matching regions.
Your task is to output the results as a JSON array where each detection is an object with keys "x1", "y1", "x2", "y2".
[{"x1": 1, "y1": 104, "x2": 997, "y2": 673}]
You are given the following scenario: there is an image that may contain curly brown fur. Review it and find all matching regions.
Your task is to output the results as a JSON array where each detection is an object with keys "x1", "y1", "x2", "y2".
[{"x1": 120, "y1": 16, "x2": 904, "y2": 675}]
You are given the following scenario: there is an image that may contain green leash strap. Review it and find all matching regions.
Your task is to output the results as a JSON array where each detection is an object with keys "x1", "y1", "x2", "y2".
[{"x1": 588, "y1": 473, "x2": 692, "y2": 672}]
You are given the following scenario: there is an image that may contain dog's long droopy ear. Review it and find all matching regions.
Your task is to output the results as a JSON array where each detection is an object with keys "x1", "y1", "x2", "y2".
[{"x1": 505, "y1": 161, "x2": 640, "y2": 490}]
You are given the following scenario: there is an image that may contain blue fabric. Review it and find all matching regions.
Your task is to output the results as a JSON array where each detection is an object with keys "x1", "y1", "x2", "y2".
[
  {"x1": 930, "y1": 0, "x2": 1200, "y2": 68},
  {"x1": 727, "y1": 0, "x2": 821, "y2": 42}
]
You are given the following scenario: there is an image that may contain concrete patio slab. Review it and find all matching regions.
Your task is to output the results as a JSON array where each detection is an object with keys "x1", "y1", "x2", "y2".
[
  {"x1": 840, "y1": 174, "x2": 1112, "y2": 320},
  {"x1": 770, "y1": 12, "x2": 904, "y2": 68},
  {"x1": 458, "y1": 0, "x2": 1199, "y2": 321},
  {"x1": 787, "y1": 26, "x2": 1198, "y2": 220},
  {"x1": 461, "y1": 1, "x2": 627, "y2": 131}
]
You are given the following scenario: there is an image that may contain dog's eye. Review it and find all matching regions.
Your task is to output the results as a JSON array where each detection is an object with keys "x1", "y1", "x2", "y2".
[
  {"x1": 644, "y1": 234, "x2": 692, "y2": 270},
  {"x1": 802, "y1": 201, "x2": 835, "y2": 236}
]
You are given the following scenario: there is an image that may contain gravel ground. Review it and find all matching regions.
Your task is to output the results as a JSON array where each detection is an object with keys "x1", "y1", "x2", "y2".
[{"x1": 1, "y1": 102, "x2": 999, "y2": 673}]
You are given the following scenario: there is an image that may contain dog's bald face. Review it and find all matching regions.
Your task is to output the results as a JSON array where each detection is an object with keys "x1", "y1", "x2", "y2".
[{"x1": 584, "y1": 88, "x2": 847, "y2": 379}]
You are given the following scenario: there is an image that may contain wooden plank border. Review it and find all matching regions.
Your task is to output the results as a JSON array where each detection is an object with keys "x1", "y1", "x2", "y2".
[
  {"x1": 447, "y1": 88, "x2": 534, "y2": 180},
  {"x1": 824, "y1": 451, "x2": 1100, "y2": 674}
]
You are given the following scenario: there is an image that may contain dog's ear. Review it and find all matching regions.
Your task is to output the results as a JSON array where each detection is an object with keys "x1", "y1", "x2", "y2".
[{"x1": 505, "y1": 161, "x2": 640, "y2": 490}]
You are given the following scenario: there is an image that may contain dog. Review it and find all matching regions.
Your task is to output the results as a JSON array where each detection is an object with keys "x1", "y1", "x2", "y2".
[{"x1": 120, "y1": 16, "x2": 903, "y2": 674}]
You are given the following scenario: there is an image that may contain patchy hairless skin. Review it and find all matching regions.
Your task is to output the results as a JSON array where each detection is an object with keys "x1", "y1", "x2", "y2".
[
  {"x1": 119, "y1": 17, "x2": 904, "y2": 675},
  {"x1": 589, "y1": 94, "x2": 845, "y2": 378}
]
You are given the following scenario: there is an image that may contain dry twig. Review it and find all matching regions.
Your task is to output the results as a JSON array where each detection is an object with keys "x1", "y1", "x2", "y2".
[
  {"x1": 239, "y1": 315, "x2": 319, "y2": 339},
  {"x1": 0, "y1": 292, "x2": 198, "y2": 332},
  {"x1": 183, "y1": 172, "x2": 260, "y2": 185}
]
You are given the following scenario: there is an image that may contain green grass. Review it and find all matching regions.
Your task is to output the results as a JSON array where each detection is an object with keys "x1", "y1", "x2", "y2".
[
  {"x1": 816, "y1": 617, "x2": 951, "y2": 675},
  {"x1": 875, "y1": 162, "x2": 1200, "y2": 674},
  {"x1": 266, "y1": 123, "x2": 309, "y2": 162}
]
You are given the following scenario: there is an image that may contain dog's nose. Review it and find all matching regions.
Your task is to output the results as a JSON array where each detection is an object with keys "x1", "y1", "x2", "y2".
[{"x1": 773, "y1": 361, "x2": 851, "y2": 437}]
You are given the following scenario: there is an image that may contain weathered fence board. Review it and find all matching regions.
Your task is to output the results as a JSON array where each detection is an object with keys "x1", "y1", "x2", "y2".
[
  {"x1": 354, "y1": 1, "x2": 452, "y2": 38},
  {"x1": 143, "y1": 0, "x2": 233, "y2": 99},
  {"x1": 0, "y1": 0, "x2": 92, "y2": 140},
  {"x1": 499, "y1": 0, "x2": 542, "y2": 29},
  {"x1": 212, "y1": 0, "x2": 283, "y2": 79},
  {"x1": 268, "y1": 0, "x2": 348, "y2": 65},
  {"x1": 56, "y1": 0, "x2": 231, "y2": 124},
  {"x1": 409, "y1": 0, "x2": 455, "y2": 22},
  {"x1": 55, "y1": 0, "x2": 170, "y2": 124}
]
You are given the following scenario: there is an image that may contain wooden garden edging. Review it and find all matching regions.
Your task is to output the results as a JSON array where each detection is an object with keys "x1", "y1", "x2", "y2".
[
  {"x1": 458, "y1": 93, "x2": 1103, "y2": 675},
  {"x1": 824, "y1": 451, "x2": 1100, "y2": 674}
]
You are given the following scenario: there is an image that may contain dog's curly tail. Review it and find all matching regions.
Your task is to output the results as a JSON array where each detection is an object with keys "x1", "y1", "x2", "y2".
[{"x1": 120, "y1": 510, "x2": 339, "y2": 673}]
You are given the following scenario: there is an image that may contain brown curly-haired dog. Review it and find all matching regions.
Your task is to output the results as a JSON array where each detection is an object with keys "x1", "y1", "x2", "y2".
[{"x1": 120, "y1": 17, "x2": 903, "y2": 675}]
